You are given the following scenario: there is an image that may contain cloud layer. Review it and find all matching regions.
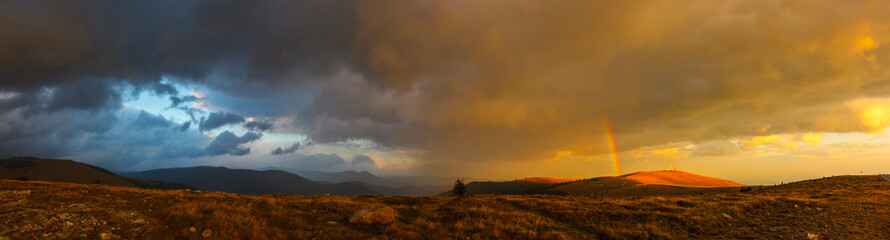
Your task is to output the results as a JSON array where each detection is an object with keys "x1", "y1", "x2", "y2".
[{"x1": 3, "y1": 0, "x2": 890, "y2": 175}]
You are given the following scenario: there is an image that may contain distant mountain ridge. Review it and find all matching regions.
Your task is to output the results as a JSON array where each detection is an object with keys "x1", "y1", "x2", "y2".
[
  {"x1": 515, "y1": 177, "x2": 579, "y2": 184},
  {"x1": 262, "y1": 167, "x2": 402, "y2": 187},
  {"x1": 263, "y1": 167, "x2": 451, "y2": 195},
  {"x1": 448, "y1": 170, "x2": 744, "y2": 196},
  {"x1": 122, "y1": 166, "x2": 379, "y2": 196},
  {"x1": 1, "y1": 157, "x2": 742, "y2": 197},
  {"x1": 0, "y1": 157, "x2": 191, "y2": 190}
]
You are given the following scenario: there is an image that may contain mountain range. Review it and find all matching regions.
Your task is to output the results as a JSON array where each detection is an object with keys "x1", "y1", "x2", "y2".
[
  {"x1": 1, "y1": 157, "x2": 745, "y2": 197},
  {"x1": 260, "y1": 167, "x2": 402, "y2": 187},
  {"x1": 0, "y1": 157, "x2": 191, "y2": 190},
  {"x1": 259, "y1": 167, "x2": 451, "y2": 195},
  {"x1": 121, "y1": 166, "x2": 380, "y2": 196},
  {"x1": 454, "y1": 170, "x2": 745, "y2": 196}
]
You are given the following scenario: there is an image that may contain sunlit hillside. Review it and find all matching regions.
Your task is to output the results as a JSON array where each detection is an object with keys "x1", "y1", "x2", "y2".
[{"x1": 621, "y1": 170, "x2": 745, "y2": 188}]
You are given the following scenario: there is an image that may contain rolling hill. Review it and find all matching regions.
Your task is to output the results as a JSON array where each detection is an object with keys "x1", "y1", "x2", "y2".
[
  {"x1": 0, "y1": 157, "x2": 191, "y2": 190},
  {"x1": 548, "y1": 170, "x2": 744, "y2": 196},
  {"x1": 621, "y1": 170, "x2": 744, "y2": 187},
  {"x1": 122, "y1": 166, "x2": 380, "y2": 196},
  {"x1": 453, "y1": 170, "x2": 745, "y2": 196}
]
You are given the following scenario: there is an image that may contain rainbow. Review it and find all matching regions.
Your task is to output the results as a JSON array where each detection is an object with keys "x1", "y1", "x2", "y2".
[{"x1": 603, "y1": 116, "x2": 621, "y2": 176}]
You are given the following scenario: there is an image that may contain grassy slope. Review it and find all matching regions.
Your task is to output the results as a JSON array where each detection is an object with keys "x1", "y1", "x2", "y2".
[
  {"x1": 0, "y1": 157, "x2": 191, "y2": 190},
  {"x1": 2, "y1": 176, "x2": 890, "y2": 239},
  {"x1": 621, "y1": 171, "x2": 745, "y2": 187}
]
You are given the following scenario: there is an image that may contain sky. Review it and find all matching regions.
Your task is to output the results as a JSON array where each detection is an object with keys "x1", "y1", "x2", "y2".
[{"x1": 2, "y1": 0, "x2": 890, "y2": 185}]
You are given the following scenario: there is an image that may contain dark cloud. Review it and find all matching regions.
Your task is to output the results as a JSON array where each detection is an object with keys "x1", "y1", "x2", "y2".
[
  {"x1": 270, "y1": 142, "x2": 302, "y2": 156},
  {"x1": 0, "y1": 109, "x2": 119, "y2": 156},
  {"x1": 243, "y1": 119, "x2": 274, "y2": 132},
  {"x1": 169, "y1": 95, "x2": 201, "y2": 108},
  {"x1": 0, "y1": 108, "x2": 213, "y2": 170},
  {"x1": 351, "y1": 154, "x2": 374, "y2": 166},
  {"x1": 46, "y1": 78, "x2": 121, "y2": 112},
  {"x1": 179, "y1": 121, "x2": 191, "y2": 132},
  {"x1": 204, "y1": 131, "x2": 262, "y2": 156},
  {"x1": 199, "y1": 111, "x2": 245, "y2": 132},
  {"x1": 6, "y1": 0, "x2": 890, "y2": 176},
  {"x1": 0, "y1": 0, "x2": 357, "y2": 92},
  {"x1": 286, "y1": 0, "x2": 890, "y2": 166},
  {"x1": 0, "y1": 1, "x2": 197, "y2": 91},
  {"x1": 167, "y1": 94, "x2": 205, "y2": 122},
  {"x1": 132, "y1": 110, "x2": 172, "y2": 129},
  {"x1": 0, "y1": 78, "x2": 123, "y2": 116}
]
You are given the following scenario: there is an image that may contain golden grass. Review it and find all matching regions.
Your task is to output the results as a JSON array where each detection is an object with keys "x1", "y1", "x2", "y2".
[
  {"x1": 1, "y1": 176, "x2": 890, "y2": 239},
  {"x1": 621, "y1": 171, "x2": 744, "y2": 187}
]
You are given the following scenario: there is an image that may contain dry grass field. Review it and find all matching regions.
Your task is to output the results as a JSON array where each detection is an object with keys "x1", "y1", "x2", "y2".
[{"x1": 2, "y1": 175, "x2": 890, "y2": 239}]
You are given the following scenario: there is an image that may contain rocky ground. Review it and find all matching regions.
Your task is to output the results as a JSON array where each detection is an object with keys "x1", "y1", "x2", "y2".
[{"x1": 1, "y1": 176, "x2": 889, "y2": 239}]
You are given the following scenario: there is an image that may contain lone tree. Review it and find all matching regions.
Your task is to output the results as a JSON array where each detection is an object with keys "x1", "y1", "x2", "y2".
[{"x1": 452, "y1": 178, "x2": 467, "y2": 196}]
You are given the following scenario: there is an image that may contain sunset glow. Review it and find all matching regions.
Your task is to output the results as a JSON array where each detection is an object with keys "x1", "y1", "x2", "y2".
[{"x1": 2, "y1": 0, "x2": 890, "y2": 185}]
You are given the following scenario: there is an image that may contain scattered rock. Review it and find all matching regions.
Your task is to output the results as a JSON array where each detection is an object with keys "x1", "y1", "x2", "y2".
[
  {"x1": 65, "y1": 221, "x2": 74, "y2": 227},
  {"x1": 807, "y1": 233, "x2": 819, "y2": 240},
  {"x1": 99, "y1": 232, "x2": 121, "y2": 240},
  {"x1": 202, "y1": 229, "x2": 212, "y2": 238},
  {"x1": 327, "y1": 221, "x2": 337, "y2": 225},
  {"x1": 721, "y1": 213, "x2": 733, "y2": 219},
  {"x1": 68, "y1": 203, "x2": 89, "y2": 211},
  {"x1": 133, "y1": 219, "x2": 147, "y2": 224},
  {"x1": 349, "y1": 207, "x2": 397, "y2": 225},
  {"x1": 189, "y1": 226, "x2": 197, "y2": 232},
  {"x1": 82, "y1": 227, "x2": 94, "y2": 232}
]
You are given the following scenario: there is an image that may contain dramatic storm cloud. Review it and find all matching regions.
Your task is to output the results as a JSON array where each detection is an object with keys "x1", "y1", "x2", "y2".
[
  {"x1": 4, "y1": 0, "x2": 890, "y2": 182},
  {"x1": 199, "y1": 112, "x2": 245, "y2": 132}
]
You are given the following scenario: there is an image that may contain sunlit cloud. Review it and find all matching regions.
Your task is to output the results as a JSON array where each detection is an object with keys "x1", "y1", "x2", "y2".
[{"x1": 5, "y1": 0, "x2": 890, "y2": 182}]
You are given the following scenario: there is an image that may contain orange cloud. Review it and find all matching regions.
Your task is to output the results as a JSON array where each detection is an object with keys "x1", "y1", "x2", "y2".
[{"x1": 306, "y1": 1, "x2": 890, "y2": 176}]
